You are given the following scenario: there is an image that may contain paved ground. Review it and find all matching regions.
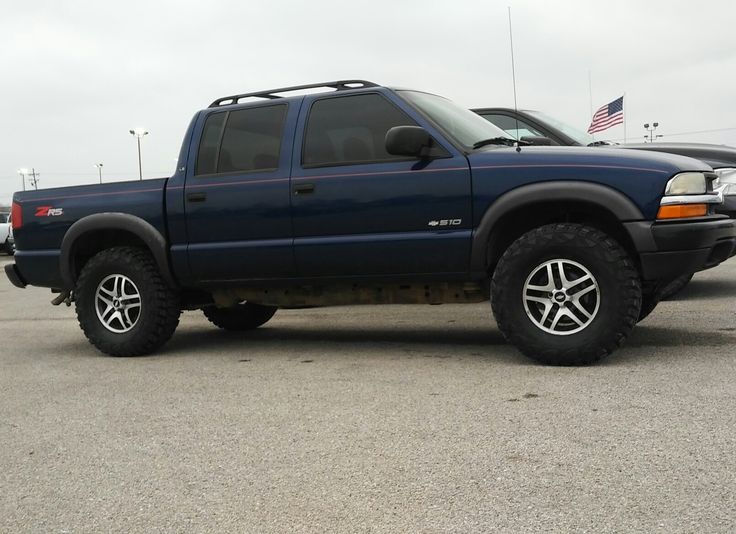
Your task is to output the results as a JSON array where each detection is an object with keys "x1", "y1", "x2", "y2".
[{"x1": 0, "y1": 254, "x2": 734, "y2": 533}]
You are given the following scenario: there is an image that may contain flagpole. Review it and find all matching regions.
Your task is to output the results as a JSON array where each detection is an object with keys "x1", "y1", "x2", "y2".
[
  {"x1": 588, "y1": 71, "x2": 594, "y2": 141},
  {"x1": 623, "y1": 92, "x2": 627, "y2": 144}
]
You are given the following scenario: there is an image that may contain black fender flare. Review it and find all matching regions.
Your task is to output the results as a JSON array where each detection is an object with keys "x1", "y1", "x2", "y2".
[
  {"x1": 470, "y1": 181, "x2": 646, "y2": 272},
  {"x1": 60, "y1": 213, "x2": 177, "y2": 289}
]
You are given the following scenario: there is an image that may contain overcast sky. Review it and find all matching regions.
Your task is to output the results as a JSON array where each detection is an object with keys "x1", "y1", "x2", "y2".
[{"x1": 1, "y1": 0, "x2": 735, "y2": 203}]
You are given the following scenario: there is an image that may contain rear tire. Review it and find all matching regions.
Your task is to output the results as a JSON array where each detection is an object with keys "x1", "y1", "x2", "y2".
[
  {"x1": 202, "y1": 302, "x2": 277, "y2": 331},
  {"x1": 75, "y1": 247, "x2": 181, "y2": 356},
  {"x1": 4, "y1": 239, "x2": 13, "y2": 255},
  {"x1": 491, "y1": 223, "x2": 641, "y2": 366}
]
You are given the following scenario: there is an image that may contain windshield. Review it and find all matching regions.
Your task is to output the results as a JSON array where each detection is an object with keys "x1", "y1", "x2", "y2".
[
  {"x1": 399, "y1": 90, "x2": 513, "y2": 148},
  {"x1": 527, "y1": 110, "x2": 597, "y2": 146}
]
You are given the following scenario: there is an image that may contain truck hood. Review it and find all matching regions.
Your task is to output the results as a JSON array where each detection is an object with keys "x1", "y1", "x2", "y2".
[
  {"x1": 468, "y1": 145, "x2": 712, "y2": 175},
  {"x1": 617, "y1": 142, "x2": 736, "y2": 170}
]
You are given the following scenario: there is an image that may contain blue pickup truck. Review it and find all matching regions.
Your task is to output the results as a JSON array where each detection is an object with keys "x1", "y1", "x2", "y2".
[{"x1": 6, "y1": 80, "x2": 735, "y2": 365}]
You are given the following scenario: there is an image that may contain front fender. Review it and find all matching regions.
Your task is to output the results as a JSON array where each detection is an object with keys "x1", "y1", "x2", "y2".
[{"x1": 470, "y1": 181, "x2": 645, "y2": 272}]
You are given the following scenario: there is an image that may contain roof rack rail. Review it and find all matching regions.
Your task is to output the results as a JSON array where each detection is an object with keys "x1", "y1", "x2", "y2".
[{"x1": 208, "y1": 80, "x2": 380, "y2": 108}]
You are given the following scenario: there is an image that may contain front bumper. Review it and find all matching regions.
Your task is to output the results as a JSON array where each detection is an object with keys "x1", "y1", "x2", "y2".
[{"x1": 625, "y1": 216, "x2": 736, "y2": 281}]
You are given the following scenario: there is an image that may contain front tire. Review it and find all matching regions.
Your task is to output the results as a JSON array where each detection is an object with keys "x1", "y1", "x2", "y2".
[
  {"x1": 75, "y1": 247, "x2": 181, "y2": 356},
  {"x1": 491, "y1": 223, "x2": 641, "y2": 365},
  {"x1": 202, "y1": 302, "x2": 277, "y2": 331}
]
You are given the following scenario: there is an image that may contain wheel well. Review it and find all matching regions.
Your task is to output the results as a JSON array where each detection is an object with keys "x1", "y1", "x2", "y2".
[
  {"x1": 71, "y1": 229, "x2": 149, "y2": 280},
  {"x1": 485, "y1": 201, "x2": 640, "y2": 274}
]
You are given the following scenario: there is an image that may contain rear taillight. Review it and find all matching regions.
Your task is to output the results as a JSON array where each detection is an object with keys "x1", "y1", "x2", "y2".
[{"x1": 11, "y1": 201, "x2": 22, "y2": 230}]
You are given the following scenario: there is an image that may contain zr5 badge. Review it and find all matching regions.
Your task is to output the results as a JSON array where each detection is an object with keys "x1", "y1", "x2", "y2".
[{"x1": 35, "y1": 206, "x2": 64, "y2": 217}]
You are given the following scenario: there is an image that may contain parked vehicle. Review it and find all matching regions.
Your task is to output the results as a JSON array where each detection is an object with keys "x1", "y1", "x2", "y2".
[
  {"x1": 473, "y1": 107, "x2": 736, "y2": 191},
  {"x1": 474, "y1": 107, "x2": 736, "y2": 297},
  {"x1": 715, "y1": 168, "x2": 736, "y2": 218},
  {"x1": 6, "y1": 214, "x2": 14, "y2": 255},
  {"x1": 6, "y1": 80, "x2": 735, "y2": 365},
  {"x1": 0, "y1": 213, "x2": 12, "y2": 254}
]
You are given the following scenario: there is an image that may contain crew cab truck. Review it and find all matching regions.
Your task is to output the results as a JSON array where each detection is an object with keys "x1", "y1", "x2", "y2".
[{"x1": 6, "y1": 80, "x2": 736, "y2": 365}]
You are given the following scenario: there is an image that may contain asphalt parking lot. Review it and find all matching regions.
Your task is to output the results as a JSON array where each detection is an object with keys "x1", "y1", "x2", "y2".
[{"x1": 1, "y1": 254, "x2": 734, "y2": 533}]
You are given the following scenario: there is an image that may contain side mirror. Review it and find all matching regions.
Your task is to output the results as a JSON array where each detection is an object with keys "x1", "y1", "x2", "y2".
[
  {"x1": 520, "y1": 135, "x2": 555, "y2": 146},
  {"x1": 385, "y1": 126, "x2": 434, "y2": 158}
]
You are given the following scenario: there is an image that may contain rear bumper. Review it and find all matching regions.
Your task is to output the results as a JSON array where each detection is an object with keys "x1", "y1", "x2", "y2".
[
  {"x1": 4, "y1": 250, "x2": 64, "y2": 289},
  {"x1": 4, "y1": 263, "x2": 27, "y2": 288},
  {"x1": 625, "y1": 216, "x2": 736, "y2": 281}
]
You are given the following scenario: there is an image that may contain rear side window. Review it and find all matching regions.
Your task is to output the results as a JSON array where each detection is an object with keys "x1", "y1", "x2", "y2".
[
  {"x1": 196, "y1": 112, "x2": 226, "y2": 175},
  {"x1": 303, "y1": 93, "x2": 417, "y2": 167},
  {"x1": 196, "y1": 104, "x2": 287, "y2": 176}
]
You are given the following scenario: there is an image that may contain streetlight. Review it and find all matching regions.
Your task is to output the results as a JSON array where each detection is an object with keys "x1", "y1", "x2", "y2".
[
  {"x1": 129, "y1": 128, "x2": 149, "y2": 180},
  {"x1": 17, "y1": 168, "x2": 28, "y2": 192},
  {"x1": 94, "y1": 163, "x2": 104, "y2": 184},
  {"x1": 644, "y1": 122, "x2": 663, "y2": 143}
]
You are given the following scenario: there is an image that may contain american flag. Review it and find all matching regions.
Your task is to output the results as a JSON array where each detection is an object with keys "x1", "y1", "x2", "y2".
[{"x1": 587, "y1": 96, "x2": 624, "y2": 134}]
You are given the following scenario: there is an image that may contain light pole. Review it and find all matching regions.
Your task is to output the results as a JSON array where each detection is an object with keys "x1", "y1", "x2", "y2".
[
  {"x1": 94, "y1": 163, "x2": 104, "y2": 184},
  {"x1": 644, "y1": 122, "x2": 663, "y2": 143},
  {"x1": 17, "y1": 168, "x2": 28, "y2": 191},
  {"x1": 28, "y1": 168, "x2": 40, "y2": 190},
  {"x1": 129, "y1": 128, "x2": 149, "y2": 180}
]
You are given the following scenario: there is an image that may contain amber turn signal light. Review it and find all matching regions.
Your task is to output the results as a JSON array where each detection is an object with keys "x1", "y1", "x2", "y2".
[{"x1": 656, "y1": 204, "x2": 707, "y2": 220}]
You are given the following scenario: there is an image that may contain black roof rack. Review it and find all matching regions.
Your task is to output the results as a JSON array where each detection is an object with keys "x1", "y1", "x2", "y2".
[{"x1": 208, "y1": 80, "x2": 380, "y2": 108}]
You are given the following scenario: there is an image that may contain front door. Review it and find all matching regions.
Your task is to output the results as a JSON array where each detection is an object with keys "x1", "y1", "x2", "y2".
[{"x1": 290, "y1": 91, "x2": 472, "y2": 278}]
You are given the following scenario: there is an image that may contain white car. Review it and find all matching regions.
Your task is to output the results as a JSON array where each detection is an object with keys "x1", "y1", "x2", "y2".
[{"x1": 0, "y1": 213, "x2": 13, "y2": 255}]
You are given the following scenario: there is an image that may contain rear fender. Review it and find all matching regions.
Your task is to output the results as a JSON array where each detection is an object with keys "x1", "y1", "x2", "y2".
[{"x1": 60, "y1": 213, "x2": 176, "y2": 289}]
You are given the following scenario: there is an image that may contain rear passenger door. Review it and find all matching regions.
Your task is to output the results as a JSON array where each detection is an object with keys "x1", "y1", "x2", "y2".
[
  {"x1": 290, "y1": 91, "x2": 473, "y2": 277},
  {"x1": 184, "y1": 102, "x2": 297, "y2": 282}
]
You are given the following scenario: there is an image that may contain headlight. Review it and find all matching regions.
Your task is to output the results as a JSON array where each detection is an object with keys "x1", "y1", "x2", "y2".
[
  {"x1": 664, "y1": 172, "x2": 707, "y2": 195},
  {"x1": 659, "y1": 171, "x2": 723, "y2": 219}
]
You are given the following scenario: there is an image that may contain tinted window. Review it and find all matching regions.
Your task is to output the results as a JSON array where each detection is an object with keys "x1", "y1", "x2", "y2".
[
  {"x1": 303, "y1": 94, "x2": 416, "y2": 167},
  {"x1": 195, "y1": 105, "x2": 287, "y2": 176},
  {"x1": 480, "y1": 113, "x2": 544, "y2": 139},
  {"x1": 219, "y1": 105, "x2": 287, "y2": 173},
  {"x1": 196, "y1": 112, "x2": 226, "y2": 175}
]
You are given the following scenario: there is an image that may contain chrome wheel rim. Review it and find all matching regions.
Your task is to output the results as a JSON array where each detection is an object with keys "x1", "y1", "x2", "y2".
[
  {"x1": 95, "y1": 274, "x2": 142, "y2": 334},
  {"x1": 523, "y1": 259, "x2": 600, "y2": 336}
]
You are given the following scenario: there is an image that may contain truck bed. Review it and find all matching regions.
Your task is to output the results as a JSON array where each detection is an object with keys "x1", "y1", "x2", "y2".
[{"x1": 12, "y1": 178, "x2": 169, "y2": 288}]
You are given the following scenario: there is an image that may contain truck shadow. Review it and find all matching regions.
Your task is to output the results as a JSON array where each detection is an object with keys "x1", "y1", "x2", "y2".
[
  {"x1": 625, "y1": 325, "x2": 735, "y2": 348},
  {"x1": 161, "y1": 322, "x2": 736, "y2": 364},
  {"x1": 169, "y1": 325, "x2": 507, "y2": 349},
  {"x1": 163, "y1": 324, "x2": 526, "y2": 363},
  {"x1": 666, "y1": 278, "x2": 736, "y2": 301}
]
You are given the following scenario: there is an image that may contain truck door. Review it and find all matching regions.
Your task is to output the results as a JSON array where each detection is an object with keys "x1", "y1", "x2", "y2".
[
  {"x1": 290, "y1": 90, "x2": 472, "y2": 277},
  {"x1": 184, "y1": 101, "x2": 298, "y2": 282}
]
